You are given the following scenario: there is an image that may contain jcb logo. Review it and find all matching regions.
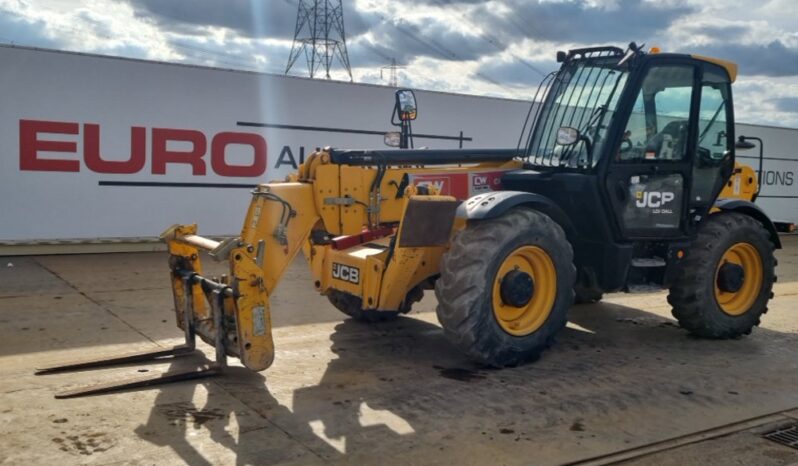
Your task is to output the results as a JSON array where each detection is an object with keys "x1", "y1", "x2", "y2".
[
  {"x1": 332, "y1": 263, "x2": 360, "y2": 284},
  {"x1": 636, "y1": 191, "x2": 675, "y2": 208}
]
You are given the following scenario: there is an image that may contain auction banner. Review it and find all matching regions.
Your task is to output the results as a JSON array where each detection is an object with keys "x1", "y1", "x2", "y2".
[
  {"x1": 0, "y1": 45, "x2": 529, "y2": 241},
  {"x1": 2, "y1": 45, "x2": 796, "y2": 243}
]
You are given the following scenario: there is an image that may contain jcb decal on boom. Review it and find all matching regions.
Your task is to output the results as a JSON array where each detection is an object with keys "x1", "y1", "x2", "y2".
[{"x1": 332, "y1": 263, "x2": 360, "y2": 284}]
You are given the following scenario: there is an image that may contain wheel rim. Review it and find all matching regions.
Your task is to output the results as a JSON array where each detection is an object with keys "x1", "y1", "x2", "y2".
[
  {"x1": 714, "y1": 242, "x2": 763, "y2": 316},
  {"x1": 492, "y1": 245, "x2": 557, "y2": 336}
]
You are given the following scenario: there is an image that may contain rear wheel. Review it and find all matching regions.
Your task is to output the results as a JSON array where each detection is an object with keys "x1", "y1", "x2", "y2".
[
  {"x1": 327, "y1": 286, "x2": 423, "y2": 322},
  {"x1": 435, "y1": 208, "x2": 576, "y2": 366},
  {"x1": 668, "y1": 212, "x2": 776, "y2": 338}
]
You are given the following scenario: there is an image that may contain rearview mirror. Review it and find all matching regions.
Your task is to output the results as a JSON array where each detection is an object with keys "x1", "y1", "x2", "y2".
[
  {"x1": 396, "y1": 89, "x2": 417, "y2": 121},
  {"x1": 556, "y1": 127, "x2": 580, "y2": 146},
  {"x1": 735, "y1": 137, "x2": 756, "y2": 150},
  {"x1": 384, "y1": 131, "x2": 401, "y2": 147}
]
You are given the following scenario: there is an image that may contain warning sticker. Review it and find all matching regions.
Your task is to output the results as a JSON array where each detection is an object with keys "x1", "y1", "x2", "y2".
[
  {"x1": 408, "y1": 169, "x2": 510, "y2": 200},
  {"x1": 469, "y1": 171, "x2": 506, "y2": 195},
  {"x1": 407, "y1": 173, "x2": 469, "y2": 198}
]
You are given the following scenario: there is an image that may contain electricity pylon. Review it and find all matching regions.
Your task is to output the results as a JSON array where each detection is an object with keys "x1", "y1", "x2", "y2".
[{"x1": 285, "y1": 0, "x2": 353, "y2": 81}]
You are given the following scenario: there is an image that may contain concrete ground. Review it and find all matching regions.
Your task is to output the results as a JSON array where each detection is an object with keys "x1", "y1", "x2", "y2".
[{"x1": 1, "y1": 237, "x2": 798, "y2": 465}]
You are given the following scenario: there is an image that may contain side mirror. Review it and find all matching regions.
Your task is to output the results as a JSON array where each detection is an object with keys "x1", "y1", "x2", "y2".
[
  {"x1": 395, "y1": 89, "x2": 417, "y2": 121},
  {"x1": 384, "y1": 131, "x2": 401, "y2": 147},
  {"x1": 556, "y1": 127, "x2": 580, "y2": 146},
  {"x1": 735, "y1": 136, "x2": 756, "y2": 150}
]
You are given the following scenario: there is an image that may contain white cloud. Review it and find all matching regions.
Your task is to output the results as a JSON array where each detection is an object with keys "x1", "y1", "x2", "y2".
[{"x1": 1, "y1": 0, "x2": 797, "y2": 125}]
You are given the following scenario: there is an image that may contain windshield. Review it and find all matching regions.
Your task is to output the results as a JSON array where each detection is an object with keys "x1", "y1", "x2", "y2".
[{"x1": 525, "y1": 57, "x2": 629, "y2": 168}]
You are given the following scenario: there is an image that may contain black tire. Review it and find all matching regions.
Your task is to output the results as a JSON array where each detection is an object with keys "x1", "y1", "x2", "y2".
[
  {"x1": 435, "y1": 208, "x2": 576, "y2": 366},
  {"x1": 327, "y1": 286, "x2": 423, "y2": 322},
  {"x1": 667, "y1": 212, "x2": 776, "y2": 338},
  {"x1": 574, "y1": 286, "x2": 603, "y2": 304}
]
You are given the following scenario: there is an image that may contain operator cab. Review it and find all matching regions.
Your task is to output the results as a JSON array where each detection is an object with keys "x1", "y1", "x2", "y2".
[{"x1": 504, "y1": 43, "x2": 739, "y2": 292}]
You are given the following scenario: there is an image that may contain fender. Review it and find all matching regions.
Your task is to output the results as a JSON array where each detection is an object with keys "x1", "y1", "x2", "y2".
[
  {"x1": 456, "y1": 191, "x2": 577, "y2": 239},
  {"x1": 713, "y1": 198, "x2": 781, "y2": 249}
]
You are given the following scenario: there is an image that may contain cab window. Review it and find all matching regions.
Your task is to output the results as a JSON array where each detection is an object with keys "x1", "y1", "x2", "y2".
[
  {"x1": 617, "y1": 65, "x2": 695, "y2": 162},
  {"x1": 691, "y1": 66, "x2": 732, "y2": 205}
]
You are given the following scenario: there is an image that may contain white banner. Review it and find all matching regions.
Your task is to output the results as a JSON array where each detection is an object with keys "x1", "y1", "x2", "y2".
[
  {"x1": 1, "y1": 45, "x2": 796, "y2": 242},
  {"x1": 0, "y1": 45, "x2": 529, "y2": 241}
]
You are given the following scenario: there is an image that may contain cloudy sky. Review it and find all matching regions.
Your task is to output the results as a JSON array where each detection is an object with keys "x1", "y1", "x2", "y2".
[{"x1": 2, "y1": 0, "x2": 798, "y2": 126}]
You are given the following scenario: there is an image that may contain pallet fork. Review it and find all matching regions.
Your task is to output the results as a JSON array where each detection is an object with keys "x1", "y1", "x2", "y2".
[{"x1": 35, "y1": 275, "x2": 228, "y2": 399}]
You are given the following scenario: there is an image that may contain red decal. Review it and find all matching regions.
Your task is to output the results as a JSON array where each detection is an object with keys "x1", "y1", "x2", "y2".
[
  {"x1": 469, "y1": 170, "x2": 506, "y2": 196},
  {"x1": 84, "y1": 124, "x2": 146, "y2": 174},
  {"x1": 211, "y1": 132, "x2": 267, "y2": 177},
  {"x1": 152, "y1": 128, "x2": 207, "y2": 175},
  {"x1": 19, "y1": 120, "x2": 80, "y2": 172},
  {"x1": 409, "y1": 173, "x2": 469, "y2": 199}
]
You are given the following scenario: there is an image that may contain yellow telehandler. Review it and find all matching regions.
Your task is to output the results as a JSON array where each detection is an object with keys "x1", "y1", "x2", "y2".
[{"x1": 39, "y1": 43, "x2": 779, "y2": 398}]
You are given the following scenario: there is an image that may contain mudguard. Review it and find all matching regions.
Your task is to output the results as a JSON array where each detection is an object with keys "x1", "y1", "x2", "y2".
[
  {"x1": 456, "y1": 191, "x2": 576, "y2": 238},
  {"x1": 714, "y1": 198, "x2": 781, "y2": 248}
]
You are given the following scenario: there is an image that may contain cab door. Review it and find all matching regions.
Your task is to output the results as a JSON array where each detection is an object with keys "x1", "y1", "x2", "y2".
[{"x1": 605, "y1": 62, "x2": 698, "y2": 239}]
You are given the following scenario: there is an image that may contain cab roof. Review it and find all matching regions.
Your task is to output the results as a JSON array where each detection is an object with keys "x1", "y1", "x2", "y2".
[
  {"x1": 560, "y1": 45, "x2": 739, "y2": 83},
  {"x1": 690, "y1": 54, "x2": 738, "y2": 82}
]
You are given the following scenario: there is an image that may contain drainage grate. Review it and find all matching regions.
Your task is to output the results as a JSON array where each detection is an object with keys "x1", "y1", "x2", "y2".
[{"x1": 763, "y1": 424, "x2": 798, "y2": 450}]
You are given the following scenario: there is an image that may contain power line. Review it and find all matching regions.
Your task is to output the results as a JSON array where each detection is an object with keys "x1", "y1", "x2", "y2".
[
  {"x1": 431, "y1": 0, "x2": 547, "y2": 78},
  {"x1": 366, "y1": 11, "x2": 528, "y2": 98},
  {"x1": 2, "y1": 5, "x2": 537, "y2": 97},
  {"x1": 358, "y1": 39, "x2": 393, "y2": 62}
]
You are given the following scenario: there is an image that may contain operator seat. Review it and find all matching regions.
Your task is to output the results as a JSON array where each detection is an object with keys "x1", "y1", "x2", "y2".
[{"x1": 647, "y1": 120, "x2": 688, "y2": 160}]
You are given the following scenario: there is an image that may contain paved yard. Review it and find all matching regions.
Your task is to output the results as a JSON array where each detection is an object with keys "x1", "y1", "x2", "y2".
[{"x1": 1, "y1": 236, "x2": 798, "y2": 465}]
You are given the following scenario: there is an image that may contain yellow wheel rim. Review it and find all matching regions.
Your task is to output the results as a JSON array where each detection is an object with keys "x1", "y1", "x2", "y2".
[
  {"x1": 714, "y1": 242, "x2": 763, "y2": 316},
  {"x1": 492, "y1": 245, "x2": 557, "y2": 336}
]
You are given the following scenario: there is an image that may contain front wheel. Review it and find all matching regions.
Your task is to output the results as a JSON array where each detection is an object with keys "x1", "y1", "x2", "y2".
[
  {"x1": 435, "y1": 208, "x2": 576, "y2": 366},
  {"x1": 668, "y1": 212, "x2": 776, "y2": 338}
]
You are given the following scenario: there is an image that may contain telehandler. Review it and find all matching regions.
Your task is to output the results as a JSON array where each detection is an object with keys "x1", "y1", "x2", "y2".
[{"x1": 39, "y1": 43, "x2": 779, "y2": 398}]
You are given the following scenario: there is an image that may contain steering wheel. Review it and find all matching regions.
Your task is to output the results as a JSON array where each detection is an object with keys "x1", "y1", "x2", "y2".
[
  {"x1": 620, "y1": 138, "x2": 634, "y2": 153},
  {"x1": 696, "y1": 146, "x2": 725, "y2": 167}
]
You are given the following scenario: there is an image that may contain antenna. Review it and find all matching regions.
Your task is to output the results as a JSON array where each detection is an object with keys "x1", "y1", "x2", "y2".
[
  {"x1": 285, "y1": 0, "x2": 353, "y2": 81},
  {"x1": 380, "y1": 58, "x2": 406, "y2": 87}
]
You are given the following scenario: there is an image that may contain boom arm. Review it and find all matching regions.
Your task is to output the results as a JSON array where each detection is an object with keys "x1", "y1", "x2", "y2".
[{"x1": 163, "y1": 148, "x2": 521, "y2": 371}]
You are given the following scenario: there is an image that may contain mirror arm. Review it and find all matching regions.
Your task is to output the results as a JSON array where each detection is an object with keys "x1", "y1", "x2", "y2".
[
  {"x1": 391, "y1": 105, "x2": 401, "y2": 127},
  {"x1": 581, "y1": 135, "x2": 594, "y2": 166}
]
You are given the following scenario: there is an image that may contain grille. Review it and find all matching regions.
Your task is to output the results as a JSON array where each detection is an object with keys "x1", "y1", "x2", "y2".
[{"x1": 763, "y1": 424, "x2": 798, "y2": 450}]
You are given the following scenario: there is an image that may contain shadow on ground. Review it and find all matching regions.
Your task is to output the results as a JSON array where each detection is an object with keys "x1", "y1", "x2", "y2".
[{"x1": 131, "y1": 300, "x2": 798, "y2": 464}]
